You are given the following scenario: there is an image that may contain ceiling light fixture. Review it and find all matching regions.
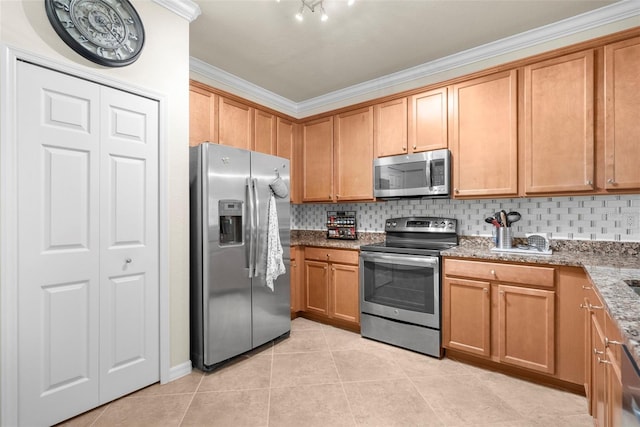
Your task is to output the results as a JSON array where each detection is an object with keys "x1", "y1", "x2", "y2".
[{"x1": 294, "y1": 0, "x2": 334, "y2": 23}]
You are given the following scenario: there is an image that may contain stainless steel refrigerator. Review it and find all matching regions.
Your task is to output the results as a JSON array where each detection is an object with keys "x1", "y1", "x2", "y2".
[{"x1": 189, "y1": 143, "x2": 291, "y2": 371}]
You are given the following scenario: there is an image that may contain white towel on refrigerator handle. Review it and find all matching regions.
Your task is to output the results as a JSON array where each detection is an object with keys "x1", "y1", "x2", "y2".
[{"x1": 265, "y1": 193, "x2": 285, "y2": 291}]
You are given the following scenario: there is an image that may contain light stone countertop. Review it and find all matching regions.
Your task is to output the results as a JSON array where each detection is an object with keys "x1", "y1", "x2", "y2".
[{"x1": 290, "y1": 230, "x2": 640, "y2": 365}]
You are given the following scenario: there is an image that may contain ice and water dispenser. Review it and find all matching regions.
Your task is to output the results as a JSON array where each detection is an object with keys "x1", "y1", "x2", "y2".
[{"x1": 219, "y1": 200, "x2": 243, "y2": 245}]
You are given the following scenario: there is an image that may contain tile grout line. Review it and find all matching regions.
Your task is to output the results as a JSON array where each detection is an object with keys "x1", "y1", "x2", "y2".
[{"x1": 177, "y1": 372, "x2": 205, "y2": 426}]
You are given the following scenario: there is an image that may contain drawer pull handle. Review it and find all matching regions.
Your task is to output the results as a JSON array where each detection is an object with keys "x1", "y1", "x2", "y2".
[
  {"x1": 605, "y1": 338, "x2": 623, "y2": 347},
  {"x1": 582, "y1": 285, "x2": 592, "y2": 290},
  {"x1": 589, "y1": 304, "x2": 603, "y2": 310},
  {"x1": 593, "y1": 348, "x2": 604, "y2": 355},
  {"x1": 597, "y1": 357, "x2": 612, "y2": 365}
]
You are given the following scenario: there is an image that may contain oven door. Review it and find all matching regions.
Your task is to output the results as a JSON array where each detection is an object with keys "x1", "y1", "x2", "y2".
[{"x1": 359, "y1": 251, "x2": 440, "y2": 329}]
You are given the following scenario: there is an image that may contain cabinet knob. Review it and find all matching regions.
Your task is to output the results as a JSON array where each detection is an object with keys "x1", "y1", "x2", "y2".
[
  {"x1": 413, "y1": 145, "x2": 417, "y2": 149},
  {"x1": 586, "y1": 180, "x2": 593, "y2": 186},
  {"x1": 483, "y1": 288, "x2": 488, "y2": 293},
  {"x1": 579, "y1": 303, "x2": 586, "y2": 309},
  {"x1": 490, "y1": 270, "x2": 496, "y2": 276},
  {"x1": 589, "y1": 304, "x2": 603, "y2": 310},
  {"x1": 454, "y1": 188, "x2": 459, "y2": 194},
  {"x1": 402, "y1": 147, "x2": 407, "y2": 151},
  {"x1": 326, "y1": 254, "x2": 330, "y2": 258},
  {"x1": 593, "y1": 348, "x2": 604, "y2": 355},
  {"x1": 582, "y1": 285, "x2": 592, "y2": 290},
  {"x1": 607, "y1": 178, "x2": 615, "y2": 184}
]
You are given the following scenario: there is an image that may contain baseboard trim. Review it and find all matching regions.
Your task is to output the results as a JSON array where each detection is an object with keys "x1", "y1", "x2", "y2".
[{"x1": 165, "y1": 361, "x2": 192, "y2": 383}]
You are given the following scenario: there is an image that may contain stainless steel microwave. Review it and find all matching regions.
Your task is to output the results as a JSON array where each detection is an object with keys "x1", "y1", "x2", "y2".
[{"x1": 373, "y1": 149, "x2": 451, "y2": 199}]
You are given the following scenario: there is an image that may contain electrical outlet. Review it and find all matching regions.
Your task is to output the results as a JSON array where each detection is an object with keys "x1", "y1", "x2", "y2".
[{"x1": 625, "y1": 214, "x2": 639, "y2": 229}]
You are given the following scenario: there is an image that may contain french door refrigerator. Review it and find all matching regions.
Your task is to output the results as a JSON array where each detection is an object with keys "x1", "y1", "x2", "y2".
[{"x1": 189, "y1": 143, "x2": 291, "y2": 371}]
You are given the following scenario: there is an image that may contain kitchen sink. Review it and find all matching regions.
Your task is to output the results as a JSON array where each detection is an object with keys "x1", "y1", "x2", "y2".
[{"x1": 624, "y1": 279, "x2": 640, "y2": 296}]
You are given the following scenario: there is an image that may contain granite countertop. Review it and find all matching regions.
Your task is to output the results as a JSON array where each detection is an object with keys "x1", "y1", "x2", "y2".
[
  {"x1": 443, "y1": 236, "x2": 640, "y2": 365},
  {"x1": 291, "y1": 230, "x2": 384, "y2": 250}
]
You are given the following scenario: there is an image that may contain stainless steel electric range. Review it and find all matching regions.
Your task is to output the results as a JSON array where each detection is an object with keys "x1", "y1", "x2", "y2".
[{"x1": 359, "y1": 217, "x2": 458, "y2": 358}]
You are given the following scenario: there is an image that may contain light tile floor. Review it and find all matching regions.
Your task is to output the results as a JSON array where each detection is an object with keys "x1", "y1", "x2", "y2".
[{"x1": 58, "y1": 318, "x2": 592, "y2": 426}]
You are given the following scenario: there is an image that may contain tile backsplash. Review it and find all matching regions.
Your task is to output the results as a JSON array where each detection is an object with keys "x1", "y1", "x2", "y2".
[{"x1": 291, "y1": 194, "x2": 640, "y2": 242}]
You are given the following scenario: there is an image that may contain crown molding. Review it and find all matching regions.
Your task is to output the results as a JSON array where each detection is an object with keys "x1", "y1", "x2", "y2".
[
  {"x1": 190, "y1": 57, "x2": 300, "y2": 117},
  {"x1": 190, "y1": 0, "x2": 640, "y2": 118},
  {"x1": 152, "y1": 0, "x2": 201, "y2": 22}
]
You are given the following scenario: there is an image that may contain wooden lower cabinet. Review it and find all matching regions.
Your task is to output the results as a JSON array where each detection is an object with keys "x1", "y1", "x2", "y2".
[
  {"x1": 290, "y1": 246, "x2": 303, "y2": 315},
  {"x1": 302, "y1": 247, "x2": 360, "y2": 330},
  {"x1": 443, "y1": 258, "x2": 586, "y2": 388},
  {"x1": 584, "y1": 286, "x2": 625, "y2": 426}
]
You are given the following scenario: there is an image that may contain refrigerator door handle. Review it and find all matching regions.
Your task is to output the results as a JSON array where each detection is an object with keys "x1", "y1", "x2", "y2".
[
  {"x1": 252, "y1": 178, "x2": 259, "y2": 277},
  {"x1": 247, "y1": 177, "x2": 256, "y2": 277}
]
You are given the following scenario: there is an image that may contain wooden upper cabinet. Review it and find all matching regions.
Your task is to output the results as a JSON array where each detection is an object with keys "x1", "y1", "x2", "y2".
[
  {"x1": 604, "y1": 36, "x2": 640, "y2": 191},
  {"x1": 253, "y1": 109, "x2": 276, "y2": 155},
  {"x1": 218, "y1": 96, "x2": 253, "y2": 150},
  {"x1": 409, "y1": 87, "x2": 448, "y2": 152},
  {"x1": 302, "y1": 116, "x2": 334, "y2": 202},
  {"x1": 451, "y1": 70, "x2": 518, "y2": 198},
  {"x1": 334, "y1": 107, "x2": 374, "y2": 201},
  {"x1": 523, "y1": 50, "x2": 595, "y2": 195},
  {"x1": 189, "y1": 86, "x2": 217, "y2": 146},
  {"x1": 276, "y1": 117, "x2": 301, "y2": 203},
  {"x1": 374, "y1": 98, "x2": 408, "y2": 157}
]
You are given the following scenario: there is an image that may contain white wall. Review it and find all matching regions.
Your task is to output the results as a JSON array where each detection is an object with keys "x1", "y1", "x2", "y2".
[{"x1": 0, "y1": 0, "x2": 191, "y2": 368}]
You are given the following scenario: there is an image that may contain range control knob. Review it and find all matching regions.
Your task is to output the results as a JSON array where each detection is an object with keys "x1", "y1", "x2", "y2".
[
  {"x1": 440, "y1": 221, "x2": 446, "y2": 228},
  {"x1": 447, "y1": 222, "x2": 454, "y2": 229},
  {"x1": 391, "y1": 221, "x2": 397, "y2": 227}
]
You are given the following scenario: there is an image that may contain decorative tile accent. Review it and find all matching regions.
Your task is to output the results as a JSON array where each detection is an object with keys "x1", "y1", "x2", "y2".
[{"x1": 292, "y1": 194, "x2": 640, "y2": 242}]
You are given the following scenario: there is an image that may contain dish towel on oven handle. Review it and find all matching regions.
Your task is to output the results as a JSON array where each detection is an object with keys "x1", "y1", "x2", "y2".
[{"x1": 265, "y1": 192, "x2": 285, "y2": 291}]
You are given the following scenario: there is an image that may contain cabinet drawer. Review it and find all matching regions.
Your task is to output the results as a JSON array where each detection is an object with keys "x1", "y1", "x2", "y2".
[
  {"x1": 304, "y1": 247, "x2": 359, "y2": 265},
  {"x1": 445, "y1": 258, "x2": 555, "y2": 288}
]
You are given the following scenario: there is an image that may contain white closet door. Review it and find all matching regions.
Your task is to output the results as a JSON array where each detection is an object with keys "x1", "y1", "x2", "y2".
[
  {"x1": 16, "y1": 61, "x2": 160, "y2": 426},
  {"x1": 17, "y1": 61, "x2": 101, "y2": 426},
  {"x1": 99, "y1": 87, "x2": 159, "y2": 402}
]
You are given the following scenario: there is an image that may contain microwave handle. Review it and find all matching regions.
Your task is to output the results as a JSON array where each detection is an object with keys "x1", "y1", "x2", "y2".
[{"x1": 426, "y1": 161, "x2": 432, "y2": 188}]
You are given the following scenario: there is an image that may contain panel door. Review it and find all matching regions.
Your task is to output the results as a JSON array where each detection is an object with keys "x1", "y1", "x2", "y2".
[
  {"x1": 219, "y1": 96, "x2": 253, "y2": 150},
  {"x1": 523, "y1": 50, "x2": 595, "y2": 194},
  {"x1": 254, "y1": 109, "x2": 276, "y2": 155},
  {"x1": 498, "y1": 285, "x2": 555, "y2": 374},
  {"x1": 451, "y1": 70, "x2": 518, "y2": 197},
  {"x1": 442, "y1": 277, "x2": 491, "y2": 357},
  {"x1": 99, "y1": 88, "x2": 160, "y2": 402},
  {"x1": 17, "y1": 61, "x2": 101, "y2": 426},
  {"x1": 189, "y1": 86, "x2": 217, "y2": 146},
  {"x1": 604, "y1": 36, "x2": 640, "y2": 190},
  {"x1": 304, "y1": 260, "x2": 329, "y2": 315},
  {"x1": 334, "y1": 107, "x2": 374, "y2": 201},
  {"x1": 374, "y1": 97, "x2": 408, "y2": 157},
  {"x1": 302, "y1": 116, "x2": 334, "y2": 202},
  {"x1": 329, "y1": 263, "x2": 359, "y2": 324},
  {"x1": 276, "y1": 117, "x2": 300, "y2": 203},
  {"x1": 408, "y1": 88, "x2": 448, "y2": 152}
]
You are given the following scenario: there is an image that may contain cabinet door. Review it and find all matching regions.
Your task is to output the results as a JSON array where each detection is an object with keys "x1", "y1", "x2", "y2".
[
  {"x1": 442, "y1": 277, "x2": 491, "y2": 357},
  {"x1": 607, "y1": 347, "x2": 623, "y2": 427},
  {"x1": 290, "y1": 247, "x2": 301, "y2": 313},
  {"x1": 304, "y1": 260, "x2": 329, "y2": 315},
  {"x1": 189, "y1": 86, "x2": 217, "y2": 146},
  {"x1": 329, "y1": 263, "x2": 359, "y2": 324},
  {"x1": 334, "y1": 107, "x2": 374, "y2": 201},
  {"x1": 498, "y1": 285, "x2": 555, "y2": 374},
  {"x1": 591, "y1": 314, "x2": 607, "y2": 427},
  {"x1": 254, "y1": 109, "x2": 276, "y2": 155},
  {"x1": 408, "y1": 88, "x2": 448, "y2": 152},
  {"x1": 374, "y1": 98, "x2": 407, "y2": 157},
  {"x1": 302, "y1": 116, "x2": 334, "y2": 202},
  {"x1": 218, "y1": 96, "x2": 253, "y2": 150},
  {"x1": 276, "y1": 117, "x2": 300, "y2": 203},
  {"x1": 451, "y1": 71, "x2": 518, "y2": 197},
  {"x1": 604, "y1": 36, "x2": 640, "y2": 190},
  {"x1": 523, "y1": 51, "x2": 595, "y2": 194}
]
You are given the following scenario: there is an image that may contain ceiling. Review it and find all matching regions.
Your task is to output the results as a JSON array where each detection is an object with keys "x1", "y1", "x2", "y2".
[{"x1": 189, "y1": 0, "x2": 618, "y2": 104}]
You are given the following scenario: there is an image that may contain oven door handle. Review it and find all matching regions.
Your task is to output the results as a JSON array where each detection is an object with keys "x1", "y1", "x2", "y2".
[{"x1": 360, "y1": 252, "x2": 439, "y2": 266}]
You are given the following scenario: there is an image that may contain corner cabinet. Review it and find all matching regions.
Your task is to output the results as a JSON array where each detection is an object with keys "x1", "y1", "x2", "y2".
[
  {"x1": 604, "y1": 36, "x2": 640, "y2": 191},
  {"x1": 523, "y1": 50, "x2": 595, "y2": 195},
  {"x1": 450, "y1": 70, "x2": 518, "y2": 198},
  {"x1": 303, "y1": 247, "x2": 360, "y2": 330}
]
